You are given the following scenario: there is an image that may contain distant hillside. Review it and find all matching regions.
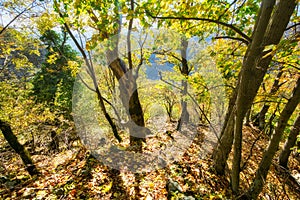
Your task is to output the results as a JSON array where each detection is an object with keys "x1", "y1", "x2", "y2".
[{"x1": 145, "y1": 54, "x2": 174, "y2": 80}]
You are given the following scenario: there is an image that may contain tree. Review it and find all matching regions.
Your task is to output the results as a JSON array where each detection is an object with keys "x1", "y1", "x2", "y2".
[
  {"x1": 231, "y1": 0, "x2": 296, "y2": 193},
  {"x1": 0, "y1": 119, "x2": 39, "y2": 176},
  {"x1": 160, "y1": 86, "x2": 179, "y2": 122},
  {"x1": 0, "y1": 11, "x2": 43, "y2": 177},
  {"x1": 31, "y1": 29, "x2": 79, "y2": 116},
  {"x1": 278, "y1": 113, "x2": 300, "y2": 168},
  {"x1": 53, "y1": 0, "x2": 152, "y2": 150},
  {"x1": 252, "y1": 66, "x2": 285, "y2": 130},
  {"x1": 240, "y1": 77, "x2": 300, "y2": 199},
  {"x1": 145, "y1": 0, "x2": 298, "y2": 196}
]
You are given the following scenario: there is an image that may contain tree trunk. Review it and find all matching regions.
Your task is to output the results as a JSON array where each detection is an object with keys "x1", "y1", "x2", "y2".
[
  {"x1": 256, "y1": 104, "x2": 270, "y2": 129},
  {"x1": 49, "y1": 130, "x2": 59, "y2": 152},
  {"x1": 177, "y1": 38, "x2": 190, "y2": 131},
  {"x1": 128, "y1": 89, "x2": 147, "y2": 151},
  {"x1": 253, "y1": 67, "x2": 284, "y2": 130},
  {"x1": 0, "y1": 119, "x2": 39, "y2": 176},
  {"x1": 107, "y1": 51, "x2": 147, "y2": 152},
  {"x1": 242, "y1": 77, "x2": 300, "y2": 200},
  {"x1": 61, "y1": 19, "x2": 122, "y2": 143},
  {"x1": 231, "y1": 0, "x2": 296, "y2": 194},
  {"x1": 278, "y1": 113, "x2": 300, "y2": 168},
  {"x1": 265, "y1": 101, "x2": 280, "y2": 136},
  {"x1": 213, "y1": 80, "x2": 239, "y2": 175},
  {"x1": 213, "y1": 105, "x2": 236, "y2": 175}
]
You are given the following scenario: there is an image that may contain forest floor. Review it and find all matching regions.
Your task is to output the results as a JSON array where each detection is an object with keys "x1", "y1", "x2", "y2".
[{"x1": 0, "y1": 124, "x2": 300, "y2": 199}]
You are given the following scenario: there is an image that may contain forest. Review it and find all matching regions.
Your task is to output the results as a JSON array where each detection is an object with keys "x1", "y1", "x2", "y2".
[{"x1": 0, "y1": 0, "x2": 299, "y2": 199}]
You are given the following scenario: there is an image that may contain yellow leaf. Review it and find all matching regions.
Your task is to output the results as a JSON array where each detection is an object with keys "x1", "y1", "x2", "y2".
[{"x1": 101, "y1": 181, "x2": 112, "y2": 193}]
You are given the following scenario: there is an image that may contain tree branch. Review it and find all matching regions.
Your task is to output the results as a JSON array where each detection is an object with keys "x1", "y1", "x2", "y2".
[
  {"x1": 158, "y1": 71, "x2": 221, "y2": 142},
  {"x1": 145, "y1": 10, "x2": 251, "y2": 43},
  {"x1": 0, "y1": 1, "x2": 37, "y2": 35},
  {"x1": 285, "y1": 22, "x2": 300, "y2": 31},
  {"x1": 214, "y1": 36, "x2": 249, "y2": 45},
  {"x1": 127, "y1": 0, "x2": 134, "y2": 70}
]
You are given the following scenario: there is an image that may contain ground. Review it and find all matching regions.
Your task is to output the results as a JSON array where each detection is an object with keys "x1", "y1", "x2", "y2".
[{"x1": 0, "y1": 124, "x2": 299, "y2": 199}]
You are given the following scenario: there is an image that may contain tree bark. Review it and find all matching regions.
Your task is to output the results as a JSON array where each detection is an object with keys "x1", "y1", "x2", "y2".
[
  {"x1": 213, "y1": 105, "x2": 236, "y2": 175},
  {"x1": 49, "y1": 130, "x2": 59, "y2": 152},
  {"x1": 107, "y1": 49, "x2": 147, "y2": 152},
  {"x1": 0, "y1": 119, "x2": 39, "y2": 176},
  {"x1": 231, "y1": 0, "x2": 296, "y2": 194},
  {"x1": 213, "y1": 80, "x2": 239, "y2": 175},
  {"x1": 278, "y1": 113, "x2": 300, "y2": 168},
  {"x1": 177, "y1": 38, "x2": 190, "y2": 131},
  {"x1": 242, "y1": 77, "x2": 300, "y2": 200}
]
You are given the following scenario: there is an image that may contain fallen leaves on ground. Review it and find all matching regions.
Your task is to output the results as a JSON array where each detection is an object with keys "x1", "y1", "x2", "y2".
[{"x1": 0, "y1": 124, "x2": 299, "y2": 199}]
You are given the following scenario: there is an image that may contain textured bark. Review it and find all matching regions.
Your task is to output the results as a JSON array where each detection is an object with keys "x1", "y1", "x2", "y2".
[
  {"x1": 231, "y1": 0, "x2": 276, "y2": 192},
  {"x1": 242, "y1": 77, "x2": 300, "y2": 200},
  {"x1": 107, "y1": 49, "x2": 147, "y2": 152},
  {"x1": 128, "y1": 89, "x2": 147, "y2": 150},
  {"x1": 0, "y1": 120, "x2": 39, "y2": 176},
  {"x1": 231, "y1": 0, "x2": 296, "y2": 194},
  {"x1": 279, "y1": 114, "x2": 300, "y2": 168}
]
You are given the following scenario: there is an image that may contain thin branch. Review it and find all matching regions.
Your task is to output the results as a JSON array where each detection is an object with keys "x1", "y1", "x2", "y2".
[
  {"x1": 0, "y1": 1, "x2": 37, "y2": 35},
  {"x1": 158, "y1": 71, "x2": 221, "y2": 143},
  {"x1": 214, "y1": 36, "x2": 249, "y2": 45},
  {"x1": 252, "y1": 99, "x2": 285, "y2": 105},
  {"x1": 78, "y1": 74, "x2": 96, "y2": 92},
  {"x1": 273, "y1": 60, "x2": 300, "y2": 71},
  {"x1": 145, "y1": 10, "x2": 251, "y2": 43},
  {"x1": 77, "y1": 29, "x2": 85, "y2": 51},
  {"x1": 285, "y1": 22, "x2": 300, "y2": 31},
  {"x1": 153, "y1": 49, "x2": 182, "y2": 62},
  {"x1": 135, "y1": 28, "x2": 150, "y2": 77},
  {"x1": 101, "y1": 96, "x2": 123, "y2": 127},
  {"x1": 127, "y1": 0, "x2": 134, "y2": 70},
  {"x1": 103, "y1": 69, "x2": 115, "y2": 97},
  {"x1": 217, "y1": 0, "x2": 239, "y2": 21}
]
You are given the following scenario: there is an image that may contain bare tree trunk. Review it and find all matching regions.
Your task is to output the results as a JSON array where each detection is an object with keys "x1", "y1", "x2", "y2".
[
  {"x1": 265, "y1": 101, "x2": 280, "y2": 136},
  {"x1": 278, "y1": 113, "x2": 300, "y2": 168},
  {"x1": 49, "y1": 130, "x2": 59, "y2": 152},
  {"x1": 128, "y1": 89, "x2": 147, "y2": 150},
  {"x1": 241, "y1": 77, "x2": 300, "y2": 200},
  {"x1": 0, "y1": 120, "x2": 39, "y2": 176}
]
